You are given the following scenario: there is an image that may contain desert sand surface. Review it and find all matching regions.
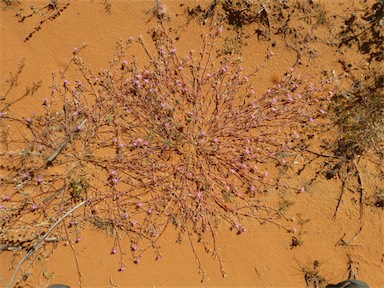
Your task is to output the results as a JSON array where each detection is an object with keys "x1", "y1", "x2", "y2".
[{"x1": 0, "y1": 0, "x2": 383, "y2": 287}]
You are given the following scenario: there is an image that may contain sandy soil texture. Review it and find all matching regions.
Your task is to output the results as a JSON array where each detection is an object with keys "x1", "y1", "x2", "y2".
[{"x1": 0, "y1": 0, "x2": 383, "y2": 287}]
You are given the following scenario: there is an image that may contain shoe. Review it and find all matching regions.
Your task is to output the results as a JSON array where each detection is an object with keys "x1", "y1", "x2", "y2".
[{"x1": 326, "y1": 279, "x2": 369, "y2": 288}]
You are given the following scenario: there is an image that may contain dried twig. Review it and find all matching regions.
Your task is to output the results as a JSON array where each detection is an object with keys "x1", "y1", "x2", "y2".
[
  {"x1": 353, "y1": 159, "x2": 365, "y2": 220},
  {"x1": 46, "y1": 119, "x2": 87, "y2": 164},
  {"x1": 335, "y1": 226, "x2": 363, "y2": 247},
  {"x1": 333, "y1": 165, "x2": 352, "y2": 219}
]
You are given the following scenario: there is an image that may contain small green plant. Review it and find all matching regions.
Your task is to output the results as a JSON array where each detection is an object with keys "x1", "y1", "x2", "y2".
[
  {"x1": 332, "y1": 70, "x2": 383, "y2": 159},
  {"x1": 70, "y1": 176, "x2": 88, "y2": 200},
  {"x1": 296, "y1": 259, "x2": 328, "y2": 288},
  {"x1": 315, "y1": 5, "x2": 328, "y2": 26},
  {"x1": 318, "y1": 67, "x2": 384, "y2": 219}
]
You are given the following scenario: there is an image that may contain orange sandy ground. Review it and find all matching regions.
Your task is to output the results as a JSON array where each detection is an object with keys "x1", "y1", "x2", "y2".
[{"x1": 0, "y1": 1, "x2": 383, "y2": 287}]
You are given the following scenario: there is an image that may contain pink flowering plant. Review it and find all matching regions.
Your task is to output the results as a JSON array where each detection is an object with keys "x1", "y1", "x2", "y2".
[{"x1": 1, "y1": 22, "x2": 332, "y2": 282}]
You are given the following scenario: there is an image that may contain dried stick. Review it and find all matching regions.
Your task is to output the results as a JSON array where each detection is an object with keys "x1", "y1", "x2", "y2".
[
  {"x1": 46, "y1": 119, "x2": 87, "y2": 164},
  {"x1": 333, "y1": 165, "x2": 352, "y2": 220},
  {"x1": 7, "y1": 200, "x2": 87, "y2": 288},
  {"x1": 353, "y1": 159, "x2": 365, "y2": 220}
]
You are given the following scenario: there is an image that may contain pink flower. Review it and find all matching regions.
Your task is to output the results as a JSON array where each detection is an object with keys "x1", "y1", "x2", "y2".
[
  {"x1": 111, "y1": 247, "x2": 118, "y2": 254},
  {"x1": 134, "y1": 257, "x2": 141, "y2": 264},
  {"x1": 22, "y1": 172, "x2": 30, "y2": 180},
  {"x1": 119, "y1": 265, "x2": 125, "y2": 271}
]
